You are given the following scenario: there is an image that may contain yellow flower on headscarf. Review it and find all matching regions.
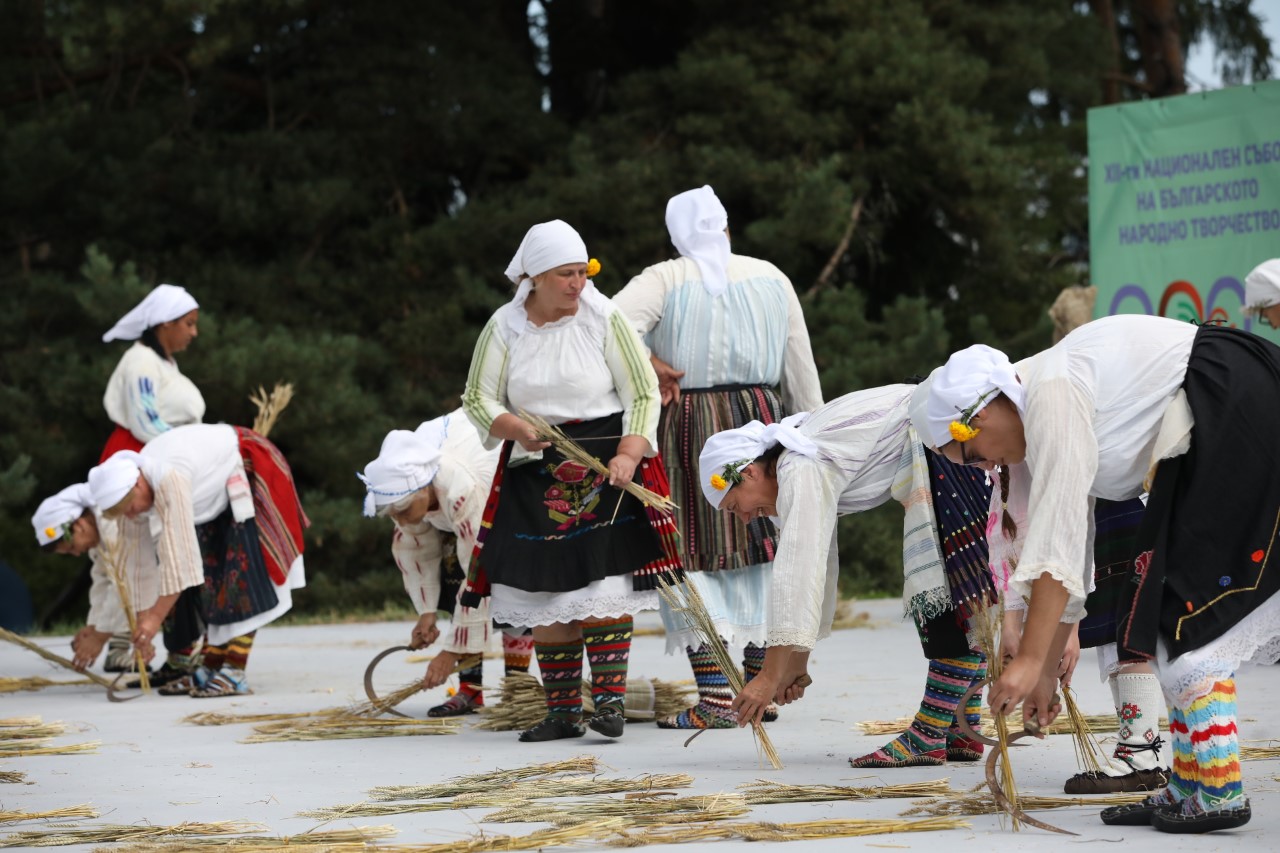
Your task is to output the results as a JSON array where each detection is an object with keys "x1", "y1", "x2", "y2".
[
  {"x1": 949, "y1": 421, "x2": 980, "y2": 443},
  {"x1": 586, "y1": 258, "x2": 602, "y2": 277},
  {"x1": 44, "y1": 526, "x2": 57, "y2": 539},
  {"x1": 709, "y1": 474, "x2": 728, "y2": 491}
]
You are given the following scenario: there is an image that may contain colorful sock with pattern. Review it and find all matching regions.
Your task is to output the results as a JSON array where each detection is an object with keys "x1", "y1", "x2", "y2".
[
  {"x1": 1151, "y1": 703, "x2": 1198, "y2": 806},
  {"x1": 946, "y1": 652, "x2": 988, "y2": 759},
  {"x1": 166, "y1": 642, "x2": 202, "y2": 671},
  {"x1": 502, "y1": 631, "x2": 535, "y2": 677},
  {"x1": 535, "y1": 639, "x2": 584, "y2": 721},
  {"x1": 1101, "y1": 672, "x2": 1168, "y2": 775},
  {"x1": 1175, "y1": 678, "x2": 1245, "y2": 815},
  {"x1": 200, "y1": 642, "x2": 228, "y2": 672},
  {"x1": 582, "y1": 616, "x2": 632, "y2": 713},
  {"x1": 742, "y1": 642, "x2": 780, "y2": 723},
  {"x1": 657, "y1": 642, "x2": 736, "y2": 729},
  {"x1": 851, "y1": 656, "x2": 984, "y2": 768},
  {"x1": 457, "y1": 657, "x2": 484, "y2": 702},
  {"x1": 222, "y1": 632, "x2": 256, "y2": 671}
]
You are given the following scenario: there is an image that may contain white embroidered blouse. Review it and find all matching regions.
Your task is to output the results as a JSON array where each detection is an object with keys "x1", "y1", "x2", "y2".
[{"x1": 103, "y1": 343, "x2": 205, "y2": 443}]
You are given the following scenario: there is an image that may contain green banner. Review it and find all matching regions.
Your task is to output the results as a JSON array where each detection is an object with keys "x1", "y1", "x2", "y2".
[{"x1": 1088, "y1": 81, "x2": 1280, "y2": 337}]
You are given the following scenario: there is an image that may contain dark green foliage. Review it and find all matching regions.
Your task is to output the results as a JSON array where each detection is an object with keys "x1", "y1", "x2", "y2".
[{"x1": 1, "y1": 0, "x2": 1271, "y2": 620}]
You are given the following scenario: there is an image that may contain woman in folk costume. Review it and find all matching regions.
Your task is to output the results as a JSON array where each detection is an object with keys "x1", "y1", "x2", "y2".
[
  {"x1": 98, "y1": 283, "x2": 206, "y2": 674},
  {"x1": 612, "y1": 185, "x2": 823, "y2": 730},
  {"x1": 697, "y1": 386, "x2": 997, "y2": 767},
  {"x1": 87, "y1": 423, "x2": 308, "y2": 698},
  {"x1": 459, "y1": 220, "x2": 681, "y2": 743},
  {"x1": 914, "y1": 315, "x2": 1280, "y2": 833},
  {"x1": 31, "y1": 484, "x2": 157, "y2": 673},
  {"x1": 1243, "y1": 257, "x2": 1280, "y2": 328},
  {"x1": 359, "y1": 413, "x2": 533, "y2": 717}
]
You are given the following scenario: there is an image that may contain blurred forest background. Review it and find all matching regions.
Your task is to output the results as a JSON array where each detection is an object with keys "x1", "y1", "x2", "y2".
[{"x1": 2, "y1": 0, "x2": 1274, "y2": 627}]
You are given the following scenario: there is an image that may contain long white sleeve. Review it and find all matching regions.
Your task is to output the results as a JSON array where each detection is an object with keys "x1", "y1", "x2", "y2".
[
  {"x1": 768, "y1": 457, "x2": 842, "y2": 649},
  {"x1": 152, "y1": 471, "x2": 205, "y2": 596},
  {"x1": 391, "y1": 521, "x2": 443, "y2": 616}
]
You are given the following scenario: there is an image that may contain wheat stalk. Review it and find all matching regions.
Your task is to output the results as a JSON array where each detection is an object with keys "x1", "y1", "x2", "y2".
[
  {"x1": 300, "y1": 774, "x2": 693, "y2": 819},
  {"x1": 242, "y1": 717, "x2": 460, "y2": 744},
  {"x1": 0, "y1": 677, "x2": 94, "y2": 694},
  {"x1": 95, "y1": 529, "x2": 149, "y2": 694},
  {"x1": 519, "y1": 410, "x2": 676, "y2": 514},
  {"x1": 0, "y1": 805, "x2": 98, "y2": 825},
  {"x1": 108, "y1": 825, "x2": 398, "y2": 851},
  {"x1": 656, "y1": 575, "x2": 781, "y2": 769},
  {"x1": 0, "y1": 628, "x2": 115, "y2": 690},
  {"x1": 738, "y1": 778, "x2": 952, "y2": 804},
  {"x1": 368, "y1": 755, "x2": 601, "y2": 801},
  {"x1": 0, "y1": 741, "x2": 99, "y2": 757},
  {"x1": 0, "y1": 820, "x2": 262, "y2": 848},
  {"x1": 0, "y1": 772, "x2": 25, "y2": 784},
  {"x1": 604, "y1": 816, "x2": 968, "y2": 846},
  {"x1": 486, "y1": 792, "x2": 749, "y2": 827},
  {"x1": 1061, "y1": 686, "x2": 1107, "y2": 774},
  {"x1": 249, "y1": 383, "x2": 295, "y2": 439},
  {"x1": 367, "y1": 819, "x2": 627, "y2": 853},
  {"x1": 0, "y1": 722, "x2": 67, "y2": 741},
  {"x1": 902, "y1": 789, "x2": 1148, "y2": 817}
]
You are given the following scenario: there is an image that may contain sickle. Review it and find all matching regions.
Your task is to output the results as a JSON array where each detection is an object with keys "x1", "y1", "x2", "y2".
[
  {"x1": 955, "y1": 677, "x2": 1002, "y2": 748},
  {"x1": 362, "y1": 645, "x2": 415, "y2": 719},
  {"x1": 987, "y1": 728, "x2": 1076, "y2": 835},
  {"x1": 107, "y1": 671, "x2": 144, "y2": 703}
]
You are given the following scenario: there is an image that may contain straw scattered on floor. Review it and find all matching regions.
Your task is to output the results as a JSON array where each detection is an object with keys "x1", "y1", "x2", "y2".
[
  {"x1": 1241, "y1": 743, "x2": 1280, "y2": 760},
  {"x1": 369, "y1": 755, "x2": 601, "y2": 801},
  {"x1": 604, "y1": 816, "x2": 969, "y2": 846},
  {"x1": 0, "y1": 805, "x2": 98, "y2": 825},
  {"x1": 856, "y1": 708, "x2": 1155, "y2": 738},
  {"x1": 902, "y1": 789, "x2": 1148, "y2": 817},
  {"x1": 242, "y1": 717, "x2": 461, "y2": 744},
  {"x1": 0, "y1": 772, "x2": 25, "y2": 784},
  {"x1": 0, "y1": 820, "x2": 263, "y2": 848},
  {"x1": 370, "y1": 819, "x2": 627, "y2": 853},
  {"x1": 107, "y1": 825, "x2": 397, "y2": 851},
  {"x1": 0, "y1": 740, "x2": 99, "y2": 757},
  {"x1": 0, "y1": 721, "x2": 67, "y2": 741},
  {"x1": 739, "y1": 778, "x2": 951, "y2": 805},
  {"x1": 299, "y1": 774, "x2": 694, "y2": 819},
  {"x1": 485, "y1": 793, "x2": 749, "y2": 827}
]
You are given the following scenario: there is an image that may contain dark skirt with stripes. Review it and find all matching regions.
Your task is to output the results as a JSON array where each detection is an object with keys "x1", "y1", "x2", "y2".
[
  {"x1": 658, "y1": 384, "x2": 785, "y2": 573},
  {"x1": 1078, "y1": 497, "x2": 1145, "y2": 650},
  {"x1": 914, "y1": 451, "x2": 997, "y2": 659},
  {"x1": 1120, "y1": 324, "x2": 1280, "y2": 661}
]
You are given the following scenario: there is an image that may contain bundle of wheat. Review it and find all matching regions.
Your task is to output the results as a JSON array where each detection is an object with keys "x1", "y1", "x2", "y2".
[
  {"x1": 0, "y1": 772, "x2": 24, "y2": 784},
  {"x1": 108, "y1": 825, "x2": 397, "y2": 852},
  {"x1": 0, "y1": 741, "x2": 99, "y2": 758},
  {"x1": 299, "y1": 774, "x2": 694, "y2": 820},
  {"x1": 368, "y1": 756, "x2": 600, "y2": 801},
  {"x1": 0, "y1": 721, "x2": 66, "y2": 741},
  {"x1": 249, "y1": 383, "x2": 295, "y2": 438},
  {"x1": 738, "y1": 778, "x2": 951, "y2": 804},
  {"x1": 0, "y1": 805, "x2": 98, "y2": 825},
  {"x1": 902, "y1": 790, "x2": 1148, "y2": 817},
  {"x1": 484, "y1": 793, "x2": 749, "y2": 827},
  {"x1": 0, "y1": 820, "x2": 263, "y2": 848},
  {"x1": 241, "y1": 717, "x2": 460, "y2": 744},
  {"x1": 603, "y1": 816, "x2": 969, "y2": 846},
  {"x1": 0, "y1": 678, "x2": 94, "y2": 694}
]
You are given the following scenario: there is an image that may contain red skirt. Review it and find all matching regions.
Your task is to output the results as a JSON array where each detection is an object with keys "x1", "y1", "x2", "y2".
[{"x1": 99, "y1": 425, "x2": 143, "y2": 463}]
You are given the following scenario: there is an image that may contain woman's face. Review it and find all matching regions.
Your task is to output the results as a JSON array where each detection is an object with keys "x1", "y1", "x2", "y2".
[
  {"x1": 52, "y1": 514, "x2": 101, "y2": 557},
  {"x1": 120, "y1": 475, "x2": 156, "y2": 520},
  {"x1": 389, "y1": 487, "x2": 438, "y2": 526},
  {"x1": 531, "y1": 264, "x2": 588, "y2": 314},
  {"x1": 155, "y1": 309, "x2": 200, "y2": 356},
  {"x1": 718, "y1": 462, "x2": 780, "y2": 523},
  {"x1": 1259, "y1": 304, "x2": 1280, "y2": 329},
  {"x1": 939, "y1": 397, "x2": 1027, "y2": 470}
]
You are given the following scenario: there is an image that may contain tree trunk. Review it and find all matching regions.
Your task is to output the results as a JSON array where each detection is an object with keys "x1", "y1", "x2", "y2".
[
  {"x1": 1089, "y1": 0, "x2": 1123, "y2": 104},
  {"x1": 1132, "y1": 0, "x2": 1186, "y2": 97}
]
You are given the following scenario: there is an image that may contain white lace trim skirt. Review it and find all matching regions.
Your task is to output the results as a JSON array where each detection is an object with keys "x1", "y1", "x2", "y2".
[
  {"x1": 658, "y1": 563, "x2": 769, "y2": 655},
  {"x1": 491, "y1": 573, "x2": 658, "y2": 627},
  {"x1": 1155, "y1": 588, "x2": 1280, "y2": 707}
]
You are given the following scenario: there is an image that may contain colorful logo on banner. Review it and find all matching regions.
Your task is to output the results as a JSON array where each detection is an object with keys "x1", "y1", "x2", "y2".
[{"x1": 1108, "y1": 275, "x2": 1256, "y2": 330}]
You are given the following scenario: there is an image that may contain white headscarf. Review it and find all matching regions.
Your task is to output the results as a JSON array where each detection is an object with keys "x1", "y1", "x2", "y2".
[
  {"x1": 102, "y1": 284, "x2": 199, "y2": 343},
  {"x1": 665, "y1": 185, "x2": 731, "y2": 298},
  {"x1": 32, "y1": 483, "x2": 94, "y2": 546},
  {"x1": 697, "y1": 413, "x2": 816, "y2": 509},
  {"x1": 357, "y1": 417, "x2": 451, "y2": 517},
  {"x1": 1243, "y1": 258, "x2": 1280, "y2": 315},
  {"x1": 88, "y1": 452, "x2": 143, "y2": 513},
  {"x1": 912, "y1": 344, "x2": 1025, "y2": 449},
  {"x1": 501, "y1": 219, "x2": 607, "y2": 337}
]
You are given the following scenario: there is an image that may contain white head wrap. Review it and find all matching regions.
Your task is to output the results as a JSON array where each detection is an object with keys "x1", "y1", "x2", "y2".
[
  {"x1": 665, "y1": 185, "x2": 731, "y2": 298},
  {"x1": 102, "y1": 284, "x2": 199, "y2": 343},
  {"x1": 913, "y1": 344, "x2": 1025, "y2": 449},
  {"x1": 88, "y1": 452, "x2": 143, "y2": 513},
  {"x1": 357, "y1": 416, "x2": 451, "y2": 517},
  {"x1": 1243, "y1": 258, "x2": 1280, "y2": 316},
  {"x1": 697, "y1": 413, "x2": 816, "y2": 509},
  {"x1": 501, "y1": 219, "x2": 603, "y2": 336},
  {"x1": 32, "y1": 483, "x2": 94, "y2": 546}
]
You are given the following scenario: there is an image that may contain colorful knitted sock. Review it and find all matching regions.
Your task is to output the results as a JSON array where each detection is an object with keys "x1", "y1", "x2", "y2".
[
  {"x1": 742, "y1": 642, "x2": 779, "y2": 723},
  {"x1": 851, "y1": 656, "x2": 983, "y2": 768},
  {"x1": 946, "y1": 653, "x2": 988, "y2": 758},
  {"x1": 222, "y1": 632, "x2": 256, "y2": 671},
  {"x1": 1102, "y1": 672, "x2": 1168, "y2": 774},
  {"x1": 200, "y1": 642, "x2": 228, "y2": 672},
  {"x1": 166, "y1": 642, "x2": 202, "y2": 671},
  {"x1": 502, "y1": 631, "x2": 535, "y2": 677},
  {"x1": 657, "y1": 642, "x2": 736, "y2": 729},
  {"x1": 1150, "y1": 703, "x2": 1198, "y2": 806},
  {"x1": 535, "y1": 639, "x2": 584, "y2": 721},
  {"x1": 1175, "y1": 678, "x2": 1245, "y2": 815},
  {"x1": 457, "y1": 657, "x2": 484, "y2": 701},
  {"x1": 582, "y1": 616, "x2": 632, "y2": 713}
]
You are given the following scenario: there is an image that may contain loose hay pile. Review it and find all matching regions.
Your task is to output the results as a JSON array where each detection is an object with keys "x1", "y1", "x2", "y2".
[
  {"x1": 484, "y1": 793, "x2": 750, "y2": 827},
  {"x1": 0, "y1": 820, "x2": 263, "y2": 848},
  {"x1": 242, "y1": 716, "x2": 461, "y2": 744},
  {"x1": 107, "y1": 825, "x2": 397, "y2": 851},
  {"x1": 0, "y1": 804, "x2": 98, "y2": 825},
  {"x1": 369, "y1": 756, "x2": 600, "y2": 801}
]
